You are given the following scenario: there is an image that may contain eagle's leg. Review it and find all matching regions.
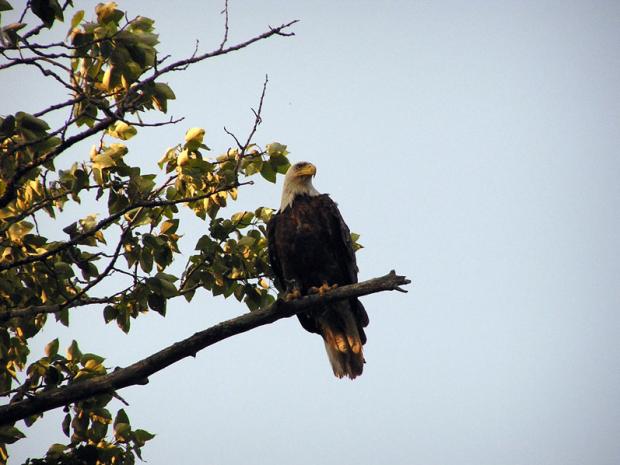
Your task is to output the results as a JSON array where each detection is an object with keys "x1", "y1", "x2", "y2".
[
  {"x1": 308, "y1": 282, "x2": 339, "y2": 296},
  {"x1": 283, "y1": 278, "x2": 302, "y2": 301}
]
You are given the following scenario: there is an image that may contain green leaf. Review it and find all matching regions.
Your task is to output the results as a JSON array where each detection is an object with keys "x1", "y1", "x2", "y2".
[
  {"x1": 46, "y1": 443, "x2": 67, "y2": 458},
  {"x1": 103, "y1": 305, "x2": 118, "y2": 323},
  {"x1": 147, "y1": 293, "x2": 166, "y2": 315},
  {"x1": 130, "y1": 174, "x2": 156, "y2": 196},
  {"x1": 30, "y1": 0, "x2": 63, "y2": 28},
  {"x1": 153, "y1": 244, "x2": 172, "y2": 268},
  {"x1": 182, "y1": 288, "x2": 195, "y2": 302},
  {"x1": 142, "y1": 233, "x2": 160, "y2": 249},
  {"x1": 154, "y1": 82, "x2": 175, "y2": 99},
  {"x1": 0, "y1": 425, "x2": 25, "y2": 444},
  {"x1": 54, "y1": 261, "x2": 75, "y2": 278},
  {"x1": 151, "y1": 84, "x2": 175, "y2": 113},
  {"x1": 350, "y1": 232, "x2": 363, "y2": 251},
  {"x1": 108, "y1": 190, "x2": 129, "y2": 214},
  {"x1": 238, "y1": 235, "x2": 256, "y2": 248},
  {"x1": 44, "y1": 365, "x2": 61, "y2": 385},
  {"x1": 108, "y1": 121, "x2": 137, "y2": 140},
  {"x1": 92, "y1": 153, "x2": 116, "y2": 170},
  {"x1": 62, "y1": 413, "x2": 71, "y2": 437},
  {"x1": 139, "y1": 248, "x2": 153, "y2": 273},
  {"x1": 266, "y1": 142, "x2": 288, "y2": 157},
  {"x1": 114, "y1": 408, "x2": 130, "y2": 427},
  {"x1": 0, "y1": 114, "x2": 15, "y2": 134},
  {"x1": 0, "y1": 0, "x2": 12, "y2": 12},
  {"x1": 133, "y1": 428, "x2": 156, "y2": 446},
  {"x1": 146, "y1": 276, "x2": 177, "y2": 298},
  {"x1": 270, "y1": 153, "x2": 291, "y2": 174},
  {"x1": 130, "y1": 16, "x2": 154, "y2": 32},
  {"x1": 231, "y1": 211, "x2": 254, "y2": 228},
  {"x1": 260, "y1": 161, "x2": 277, "y2": 183},
  {"x1": 114, "y1": 422, "x2": 131, "y2": 441},
  {"x1": 70, "y1": 9, "x2": 84, "y2": 29},
  {"x1": 156, "y1": 272, "x2": 178, "y2": 282}
]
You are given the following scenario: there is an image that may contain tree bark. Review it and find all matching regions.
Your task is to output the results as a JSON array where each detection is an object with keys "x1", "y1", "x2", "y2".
[{"x1": 0, "y1": 270, "x2": 410, "y2": 425}]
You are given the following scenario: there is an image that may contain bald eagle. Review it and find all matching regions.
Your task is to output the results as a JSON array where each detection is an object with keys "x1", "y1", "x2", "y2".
[{"x1": 267, "y1": 162, "x2": 369, "y2": 379}]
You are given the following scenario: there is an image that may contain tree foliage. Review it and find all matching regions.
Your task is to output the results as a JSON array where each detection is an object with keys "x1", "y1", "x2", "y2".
[{"x1": 0, "y1": 2, "x2": 299, "y2": 463}]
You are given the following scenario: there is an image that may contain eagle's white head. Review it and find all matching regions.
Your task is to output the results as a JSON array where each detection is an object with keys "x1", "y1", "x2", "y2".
[{"x1": 280, "y1": 161, "x2": 320, "y2": 210}]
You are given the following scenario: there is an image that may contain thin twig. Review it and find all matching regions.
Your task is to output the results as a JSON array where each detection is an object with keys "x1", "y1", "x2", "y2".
[
  {"x1": 231, "y1": 75, "x2": 269, "y2": 178},
  {"x1": 218, "y1": 0, "x2": 230, "y2": 51}
]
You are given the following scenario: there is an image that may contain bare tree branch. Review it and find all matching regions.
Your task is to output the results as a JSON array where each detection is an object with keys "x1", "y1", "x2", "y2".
[
  {"x1": 129, "y1": 20, "x2": 297, "y2": 93},
  {"x1": 0, "y1": 271, "x2": 410, "y2": 425},
  {"x1": 218, "y1": 0, "x2": 230, "y2": 51}
]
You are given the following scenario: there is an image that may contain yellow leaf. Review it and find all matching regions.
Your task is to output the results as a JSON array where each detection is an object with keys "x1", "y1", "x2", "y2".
[
  {"x1": 94, "y1": 230, "x2": 106, "y2": 244},
  {"x1": 80, "y1": 214, "x2": 98, "y2": 230},
  {"x1": 177, "y1": 149, "x2": 190, "y2": 167},
  {"x1": 105, "y1": 143, "x2": 128, "y2": 160},
  {"x1": 7, "y1": 221, "x2": 33, "y2": 243},
  {"x1": 185, "y1": 127, "x2": 205, "y2": 144},
  {"x1": 96, "y1": 2, "x2": 118, "y2": 22},
  {"x1": 84, "y1": 359, "x2": 99, "y2": 370},
  {"x1": 92, "y1": 153, "x2": 115, "y2": 169},
  {"x1": 158, "y1": 147, "x2": 177, "y2": 167},
  {"x1": 184, "y1": 127, "x2": 205, "y2": 151},
  {"x1": 102, "y1": 66, "x2": 113, "y2": 91},
  {"x1": 108, "y1": 121, "x2": 137, "y2": 140}
]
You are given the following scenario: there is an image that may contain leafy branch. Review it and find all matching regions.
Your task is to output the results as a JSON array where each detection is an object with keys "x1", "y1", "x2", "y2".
[
  {"x1": 0, "y1": 271, "x2": 410, "y2": 425},
  {"x1": 0, "y1": 9, "x2": 297, "y2": 209},
  {"x1": 0, "y1": 180, "x2": 252, "y2": 272}
]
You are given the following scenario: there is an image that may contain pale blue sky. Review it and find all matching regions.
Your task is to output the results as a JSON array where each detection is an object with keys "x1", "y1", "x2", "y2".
[{"x1": 3, "y1": 1, "x2": 620, "y2": 464}]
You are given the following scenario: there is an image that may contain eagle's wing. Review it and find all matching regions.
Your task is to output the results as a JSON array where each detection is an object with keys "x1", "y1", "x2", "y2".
[
  {"x1": 318, "y1": 194, "x2": 370, "y2": 336},
  {"x1": 266, "y1": 212, "x2": 285, "y2": 292},
  {"x1": 317, "y1": 194, "x2": 359, "y2": 284}
]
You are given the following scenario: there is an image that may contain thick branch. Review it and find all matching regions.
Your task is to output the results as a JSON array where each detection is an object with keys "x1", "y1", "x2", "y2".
[{"x1": 0, "y1": 271, "x2": 410, "y2": 425}]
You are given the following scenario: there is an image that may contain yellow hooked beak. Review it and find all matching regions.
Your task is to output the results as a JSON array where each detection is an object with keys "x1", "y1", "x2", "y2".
[{"x1": 297, "y1": 163, "x2": 316, "y2": 177}]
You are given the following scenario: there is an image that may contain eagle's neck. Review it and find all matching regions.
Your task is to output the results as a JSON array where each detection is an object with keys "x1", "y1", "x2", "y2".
[{"x1": 280, "y1": 180, "x2": 320, "y2": 211}]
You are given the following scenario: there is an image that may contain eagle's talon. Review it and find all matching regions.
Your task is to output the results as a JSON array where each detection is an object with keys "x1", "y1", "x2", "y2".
[
  {"x1": 284, "y1": 288, "x2": 302, "y2": 301},
  {"x1": 309, "y1": 282, "x2": 337, "y2": 296}
]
